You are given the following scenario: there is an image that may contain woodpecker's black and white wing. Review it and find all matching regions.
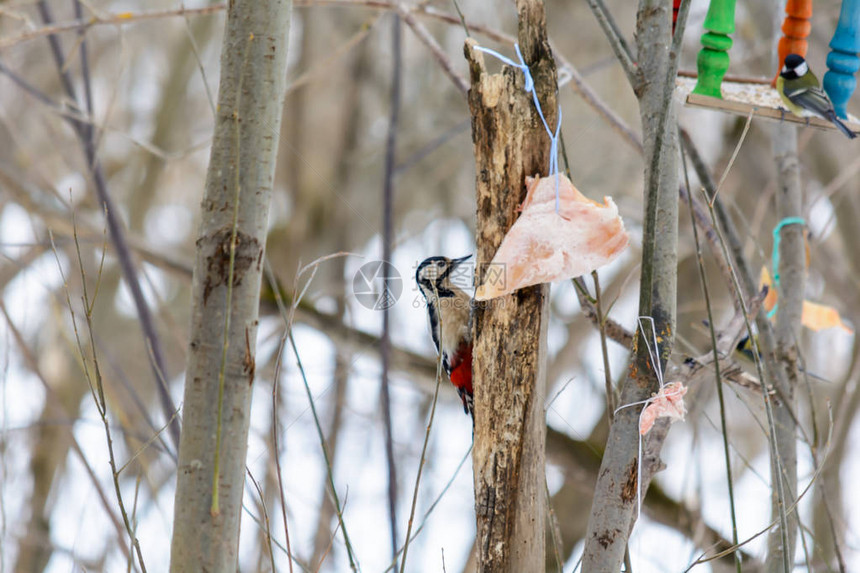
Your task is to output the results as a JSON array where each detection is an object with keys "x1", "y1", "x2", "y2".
[{"x1": 425, "y1": 303, "x2": 441, "y2": 355}]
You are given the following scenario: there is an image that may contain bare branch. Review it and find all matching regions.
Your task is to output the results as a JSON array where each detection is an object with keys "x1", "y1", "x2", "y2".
[{"x1": 583, "y1": 0, "x2": 639, "y2": 88}]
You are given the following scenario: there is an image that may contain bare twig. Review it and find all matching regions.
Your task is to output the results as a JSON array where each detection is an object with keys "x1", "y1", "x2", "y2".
[
  {"x1": 709, "y1": 110, "x2": 754, "y2": 206},
  {"x1": 290, "y1": 331, "x2": 359, "y2": 570},
  {"x1": 0, "y1": 301, "x2": 131, "y2": 562},
  {"x1": 0, "y1": 4, "x2": 226, "y2": 49},
  {"x1": 180, "y1": 9, "x2": 217, "y2": 116},
  {"x1": 583, "y1": 0, "x2": 638, "y2": 88},
  {"x1": 399, "y1": 332, "x2": 445, "y2": 573},
  {"x1": 394, "y1": 119, "x2": 471, "y2": 175},
  {"x1": 382, "y1": 446, "x2": 472, "y2": 573},
  {"x1": 0, "y1": 60, "x2": 59, "y2": 108},
  {"x1": 0, "y1": 1, "x2": 513, "y2": 51},
  {"x1": 264, "y1": 264, "x2": 295, "y2": 573},
  {"x1": 35, "y1": 0, "x2": 180, "y2": 450},
  {"x1": 687, "y1": 413, "x2": 832, "y2": 569},
  {"x1": 696, "y1": 188, "x2": 790, "y2": 571},
  {"x1": 679, "y1": 128, "x2": 758, "y2": 297},
  {"x1": 545, "y1": 479, "x2": 565, "y2": 573},
  {"x1": 572, "y1": 277, "x2": 634, "y2": 348},
  {"x1": 400, "y1": 8, "x2": 468, "y2": 93},
  {"x1": 680, "y1": 136, "x2": 741, "y2": 572},
  {"x1": 247, "y1": 468, "x2": 277, "y2": 573},
  {"x1": 285, "y1": 16, "x2": 378, "y2": 95},
  {"x1": 677, "y1": 182, "x2": 740, "y2": 312},
  {"x1": 380, "y1": 13, "x2": 402, "y2": 568},
  {"x1": 0, "y1": 63, "x2": 196, "y2": 161},
  {"x1": 592, "y1": 271, "x2": 618, "y2": 419},
  {"x1": 7, "y1": 0, "x2": 646, "y2": 159},
  {"x1": 59, "y1": 219, "x2": 149, "y2": 572},
  {"x1": 556, "y1": 57, "x2": 643, "y2": 153},
  {"x1": 127, "y1": 475, "x2": 142, "y2": 573},
  {"x1": 271, "y1": 253, "x2": 359, "y2": 571}
]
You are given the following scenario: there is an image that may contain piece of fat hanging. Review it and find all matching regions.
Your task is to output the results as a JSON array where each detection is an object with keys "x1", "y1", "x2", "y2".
[{"x1": 475, "y1": 173, "x2": 629, "y2": 300}]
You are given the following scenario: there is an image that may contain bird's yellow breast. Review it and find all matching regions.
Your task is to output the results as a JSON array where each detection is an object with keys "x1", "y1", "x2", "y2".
[{"x1": 776, "y1": 76, "x2": 804, "y2": 116}]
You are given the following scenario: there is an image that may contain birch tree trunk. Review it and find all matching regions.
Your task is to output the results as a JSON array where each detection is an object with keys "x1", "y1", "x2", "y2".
[
  {"x1": 581, "y1": 1, "x2": 680, "y2": 569},
  {"x1": 170, "y1": 1, "x2": 291, "y2": 570},
  {"x1": 465, "y1": 0, "x2": 557, "y2": 569}
]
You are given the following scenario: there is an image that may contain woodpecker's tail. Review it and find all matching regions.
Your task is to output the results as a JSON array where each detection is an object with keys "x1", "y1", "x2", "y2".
[
  {"x1": 827, "y1": 111, "x2": 857, "y2": 139},
  {"x1": 462, "y1": 390, "x2": 475, "y2": 436},
  {"x1": 459, "y1": 388, "x2": 474, "y2": 419}
]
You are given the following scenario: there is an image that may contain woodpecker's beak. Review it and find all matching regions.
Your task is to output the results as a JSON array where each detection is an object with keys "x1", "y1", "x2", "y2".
[{"x1": 451, "y1": 254, "x2": 472, "y2": 269}]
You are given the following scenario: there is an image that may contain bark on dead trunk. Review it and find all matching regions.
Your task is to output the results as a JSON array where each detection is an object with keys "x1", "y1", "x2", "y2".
[
  {"x1": 170, "y1": 2, "x2": 291, "y2": 571},
  {"x1": 464, "y1": 0, "x2": 557, "y2": 570}
]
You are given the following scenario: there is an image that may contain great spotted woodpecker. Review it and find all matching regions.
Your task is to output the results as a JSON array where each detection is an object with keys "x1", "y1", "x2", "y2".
[{"x1": 416, "y1": 255, "x2": 474, "y2": 418}]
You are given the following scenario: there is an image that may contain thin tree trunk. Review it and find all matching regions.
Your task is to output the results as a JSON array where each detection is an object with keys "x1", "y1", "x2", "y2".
[
  {"x1": 765, "y1": 122, "x2": 802, "y2": 572},
  {"x1": 581, "y1": 0, "x2": 680, "y2": 569},
  {"x1": 170, "y1": 1, "x2": 292, "y2": 571},
  {"x1": 464, "y1": 0, "x2": 556, "y2": 569}
]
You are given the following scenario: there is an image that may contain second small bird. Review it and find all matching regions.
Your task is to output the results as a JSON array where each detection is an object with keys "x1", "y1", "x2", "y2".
[{"x1": 777, "y1": 53, "x2": 856, "y2": 139}]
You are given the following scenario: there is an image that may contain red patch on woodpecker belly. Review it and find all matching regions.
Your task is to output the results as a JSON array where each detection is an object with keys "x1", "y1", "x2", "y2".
[{"x1": 448, "y1": 343, "x2": 473, "y2": 394}]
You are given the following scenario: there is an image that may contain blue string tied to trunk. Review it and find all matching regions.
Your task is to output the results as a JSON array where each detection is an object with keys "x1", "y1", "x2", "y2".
[{"x1": 768, "y1": 216, "x2": 806, "y2": 318}]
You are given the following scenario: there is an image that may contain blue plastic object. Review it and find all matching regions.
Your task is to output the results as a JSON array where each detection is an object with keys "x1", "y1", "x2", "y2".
[{"x1": 823, "y1": 0, "x2": 860, "y2": 119}]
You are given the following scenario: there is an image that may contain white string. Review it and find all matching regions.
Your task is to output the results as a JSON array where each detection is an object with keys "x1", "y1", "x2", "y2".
[
  {"x1": 637, "y1": 316, "x2": 664, "y2": 388},
  {"x1": 613, "y1": 316, "x2": 682, "y2": 519},
  {"x1": 614, "y1": 395, "x2": 648, "y2": 519}
]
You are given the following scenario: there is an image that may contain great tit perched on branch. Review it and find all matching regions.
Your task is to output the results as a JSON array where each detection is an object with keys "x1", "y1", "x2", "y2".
[{"x1": 777, "y1": 53, "x2": 857, "y2": 139}]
